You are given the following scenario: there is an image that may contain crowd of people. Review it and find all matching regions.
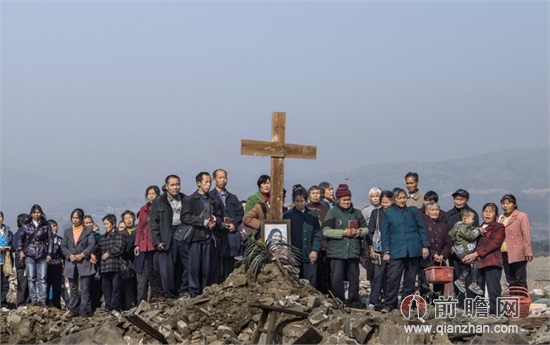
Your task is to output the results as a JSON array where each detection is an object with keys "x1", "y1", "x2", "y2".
[{"x1": 0, "y1": 170, "x2": 533, "y2": 317}]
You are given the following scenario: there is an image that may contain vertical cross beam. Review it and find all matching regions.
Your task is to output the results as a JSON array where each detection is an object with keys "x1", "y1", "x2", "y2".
[
  {"x1": 241, "y1": 112, "x2": 317, "y2": 220},
  {"x1": 269, "y1": 112, "x2": 286, "y2": 219}
]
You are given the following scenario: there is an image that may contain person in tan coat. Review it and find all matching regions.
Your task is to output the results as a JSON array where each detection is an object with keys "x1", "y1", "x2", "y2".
[{"x1": 497, "y1": 194, "x2": 533, "y2": 288}]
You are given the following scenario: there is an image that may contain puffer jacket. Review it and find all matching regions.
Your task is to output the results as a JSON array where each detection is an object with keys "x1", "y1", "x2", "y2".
[
  {"x1": 448, "y1": 221, "x2": 480, "y2": 259},
  {"x1": 16, "y1": 216, "x2": 53, "y2": 260}
]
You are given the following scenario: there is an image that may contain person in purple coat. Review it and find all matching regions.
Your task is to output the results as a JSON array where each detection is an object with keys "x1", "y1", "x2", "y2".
[
  {"x1": 17, "y1": 205, "x2": 53, "y2": 307},
  {"x1": 418, "y1": 202, "x2": 452, "y2": 302}
]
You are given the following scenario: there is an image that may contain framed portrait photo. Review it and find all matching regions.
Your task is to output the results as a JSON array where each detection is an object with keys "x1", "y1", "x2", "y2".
[{"x1": 261, "y1": 219, "x2": 291, "y2": 244}]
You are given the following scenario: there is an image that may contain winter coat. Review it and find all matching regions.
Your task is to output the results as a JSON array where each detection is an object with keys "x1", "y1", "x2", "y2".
[
  {"x1": 306, "y1": 202, "x2": 330, "y2": 252},
  {"x1": 181, "y1": 191, "x2": 223, "y2": 243},
  {"x1": 445, "y1": 205, "x2": 479, "y2": 229},
  {"x1": 498, "y1": 210, "x2": 533, "y2": 264},
  {"x1": 420, "y1": 211, "x2": 452, "y2": 267},
  {"x1": 12, "y1": 228, "x2": 25, "y2": 269},
  {"x1": 323, "y1": 204, "x2": 367, "y2": 260},
  {"x1": 150, "y1": 192, "x2": 187, "y2": 251},
  {"x1": 98, "y1": 230, "x2": 126, "y2": 273},
  {"x1": 476, "y1": 221, "x2": 505, "y2": 270},
  {"x1": 62, "y1": 227, "x2": 96, "y2": 278},
  {"x1": 448, "y1": 221, "x2": 480, "y2": 259},
  {"x1": 209, "y1": 189, "x2": 244, "y2": 258},
  {"x1": 245, "y1": 191, "x2": 267, "y2": 213},
  {"x1": 135, "y1": 202, "x2": 155, "y2": 252},
  {"x1": 243, "y1": 202, "x2": 269, "y2": 231},
  {"x1": 367, "y1": 207, "x2": 386, "y2": 253},
  {"x1": 306, "y1": 202, "x2": 329, "y2": 224},
  {"x1": 406, "y1": 190, "x2": 425, "y2": 209},
  {"x1": 0, "y1": 225, "x2": 13, "y2": 265},
  {"x1": 381, "y1": 205, "x2": 429, "y2": 260},
  {"x1": 16, "y1": 217, "x2": 53, "y2": 261},
  {"x1": 49, "y1": 235, "x2": 64, "y2": 265},
  {"x1": 283, "y1": 207, "x2": 322, "y2": 262}
]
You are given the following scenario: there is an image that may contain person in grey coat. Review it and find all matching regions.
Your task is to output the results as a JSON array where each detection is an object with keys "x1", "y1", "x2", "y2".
[{"x1": 61, "y1": 208, "x2": 96, "y2": 317}]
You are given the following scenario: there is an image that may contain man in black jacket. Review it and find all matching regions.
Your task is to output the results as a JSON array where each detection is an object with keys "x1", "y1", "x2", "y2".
[
  {"x1": 445, "y1": 188, "x2": 480, "y2": 306},
  {"x1": 208, "y1": 169, "x2": 244, "y2": 283},
  {"x1": 150, "y1": 175, "x2": 187, "y2": 299},
  {"x1": 181, "y1": 172, "x2": 223, "y2": 298}
]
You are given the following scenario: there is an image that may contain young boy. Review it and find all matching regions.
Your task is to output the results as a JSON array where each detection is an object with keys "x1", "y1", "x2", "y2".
[{"x1": 449, "y1": 209, "x2": 484, "y2": 295}]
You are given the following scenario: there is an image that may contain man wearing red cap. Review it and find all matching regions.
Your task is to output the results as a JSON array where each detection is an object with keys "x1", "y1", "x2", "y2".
[{"x1": 322, "y1": 184, "x2": 368, "y2": 308}]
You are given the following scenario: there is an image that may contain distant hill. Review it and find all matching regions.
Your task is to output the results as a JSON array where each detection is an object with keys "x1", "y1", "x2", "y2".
[
  {"x1": 286, "y1": 147, "x2": 549, "y2": 243},
  {"x1": 2, "y1": 148, "x2": 548, "y2": 253}
]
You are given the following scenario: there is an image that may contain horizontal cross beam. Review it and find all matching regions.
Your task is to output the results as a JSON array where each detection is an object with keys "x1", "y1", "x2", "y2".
[{"x1": 241, "y1": 140, "x2": 317, "y2": 160}]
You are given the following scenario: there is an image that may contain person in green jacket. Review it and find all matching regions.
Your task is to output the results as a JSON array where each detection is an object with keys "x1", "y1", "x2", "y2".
[
  {"x1": 245, "y1": 175, "x2": 271, "y2": 213},
  {"x1": 322, "y1": 184, "x2": 368, "y2": 308}
]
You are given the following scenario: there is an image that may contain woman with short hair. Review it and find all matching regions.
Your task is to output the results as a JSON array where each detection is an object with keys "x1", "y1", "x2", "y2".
[
  {"x1": 366, "y1": 190, "x2": 393, "y2": 309},
  {"x1": 462, "y1": 203, "x2": 505, "y2": 315},
  {"x1": 245, "y1": 175, "x2": 271, "y2": 213},
  {"x1": 46, "y1": 219, "x2": 64, "y2": 309},
  {"x1": 93, "y1": 214, "x2": 126, "y2": 311},
  {"x1": 418, "y1": 202, "x2": 452, "y2": 302},
  {"x1": 61, "y1": 208, "x2": 96, "y2": 317},
  {"x1": 497, "y1": 194, "x2": 533, "y2": 288},
  {"x1": 381, "y1": 188, "x2": 429, "y2": 313}
]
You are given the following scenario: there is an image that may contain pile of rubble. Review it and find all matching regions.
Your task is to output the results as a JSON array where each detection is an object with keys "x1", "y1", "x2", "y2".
[{"x1": 1, "y1": 262, "x2": 550, "y2": 344}]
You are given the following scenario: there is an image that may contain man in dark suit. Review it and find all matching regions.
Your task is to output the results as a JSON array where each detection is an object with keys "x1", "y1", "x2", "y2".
[
  {"x1": 208, "y1": 169, "x2": 244, "y2": 284},
  {"x1": 150, "y1": 175, "x2": 187, "y2": 299}
]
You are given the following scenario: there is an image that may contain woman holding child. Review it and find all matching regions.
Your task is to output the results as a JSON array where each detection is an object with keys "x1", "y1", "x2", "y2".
[{"x1": 462, "y1": 203, "x2": 505, "y2": 315}]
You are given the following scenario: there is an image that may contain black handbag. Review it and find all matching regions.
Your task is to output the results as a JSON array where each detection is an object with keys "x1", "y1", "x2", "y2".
[
  {"x1": 119, "y1": 257, "x2": 135, "y2": 281},
  {"x1": 173, "y1": 223, "x2": 195, "y2": 244},
  {"x1": 173, "y1": 208, "x2": 206, "y2": 243}
]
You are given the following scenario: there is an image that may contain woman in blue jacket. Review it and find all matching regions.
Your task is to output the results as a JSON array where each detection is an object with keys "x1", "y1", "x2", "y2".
[{"x1": 381, "y1": 188, "x2": 429, "y2": 313}]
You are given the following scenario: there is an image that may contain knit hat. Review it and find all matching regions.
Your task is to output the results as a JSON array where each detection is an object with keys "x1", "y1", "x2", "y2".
[{"x1": 335, "y1": 184, "x2": 351, "y2": 198}]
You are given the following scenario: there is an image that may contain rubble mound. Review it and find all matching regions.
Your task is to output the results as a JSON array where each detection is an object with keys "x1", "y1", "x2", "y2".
[
  {"x1": 2, "y1": 262, "x2": 550, "y2": 344},
  {"x1": 152, "y1": 263, "x2": 328, "y2": 343}
]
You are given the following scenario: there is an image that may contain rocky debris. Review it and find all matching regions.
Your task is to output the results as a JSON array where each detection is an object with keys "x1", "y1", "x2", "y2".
[{"x1": 2, "y1": 262, "x2": 550, "y2": 344}]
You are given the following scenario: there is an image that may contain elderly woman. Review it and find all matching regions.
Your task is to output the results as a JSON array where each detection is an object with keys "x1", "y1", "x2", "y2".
[
  {"x1": 463, "y1": 203, "x2": 505, "y2": 315},
  {"x1": 17, "y1": 205, "x2": 53, "y2": 307},
  {"x1": 418, "y1": 202, "x2": 452, "y2": 302},
  {"x1": 323, "y1": 184, "x2": 367, "y2": 308},
  {"x1": 497, "y1": 194, "x2": 533, "y2": 288},
  {"x1": 62, "y1": 208, "x2": 96, "y2": 317},
  {"x1": 381, "y1": 188, "x2": 429, "y2": 313}
]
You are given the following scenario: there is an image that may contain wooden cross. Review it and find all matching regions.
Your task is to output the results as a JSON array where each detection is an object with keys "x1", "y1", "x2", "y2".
[{"x1": 241, "y1": 112, "x2": 317, "y2": 219}]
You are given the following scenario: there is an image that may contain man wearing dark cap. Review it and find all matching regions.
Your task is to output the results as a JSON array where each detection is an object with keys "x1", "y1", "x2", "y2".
[
  {"x1": 322, "y1": 184, "x2": 368, "y2": 308},
  {"x1": 445, "y1": 188, "x2": 479, "y2": 305},
  {"x1": 445, "y1": 189, "x2": 479, "y2": 229}
]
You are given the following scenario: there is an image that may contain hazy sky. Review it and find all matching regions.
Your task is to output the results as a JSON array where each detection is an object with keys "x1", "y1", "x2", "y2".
[{"x1": 1, "y1": 1, "x2": 548, "y2": 223}]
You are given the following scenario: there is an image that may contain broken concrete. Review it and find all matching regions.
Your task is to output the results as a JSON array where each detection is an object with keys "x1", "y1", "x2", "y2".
[{"x1": 1, "y1": 262, "x2": 549, "y2": 344}]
